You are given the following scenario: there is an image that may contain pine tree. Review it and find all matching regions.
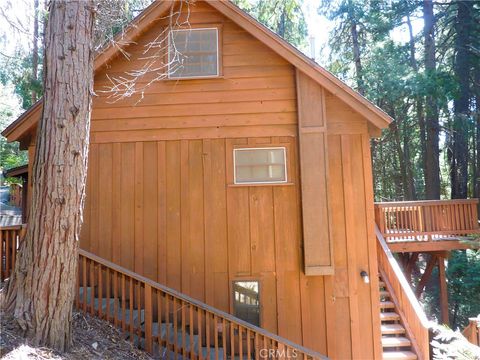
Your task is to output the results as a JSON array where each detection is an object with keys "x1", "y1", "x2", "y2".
[{"x1": 4, "y1": 0, "x2": 95, "y2": 351}]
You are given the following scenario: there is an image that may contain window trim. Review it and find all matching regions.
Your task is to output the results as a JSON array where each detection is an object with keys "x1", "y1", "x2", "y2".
[
  {"x1": 167, "y1": 27, "x2": 220, "y2": 79},
  {"x1": 233, "y1": 147, "x2": 288, "y2": 185}
]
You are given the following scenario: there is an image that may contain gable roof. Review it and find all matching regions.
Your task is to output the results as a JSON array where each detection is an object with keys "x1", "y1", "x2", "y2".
[{"x1": 2, "y1": 0, "x2": 391, "y2": 143}]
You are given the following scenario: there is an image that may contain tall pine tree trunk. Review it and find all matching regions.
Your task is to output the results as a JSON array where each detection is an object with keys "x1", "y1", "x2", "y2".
[
  {"x1": 423, "y1": 0, "x2": 441, "y2": 199},
  {"x1": 451, "y1": 0, "x2": 472, "y2": 199},
  {"x1": 4, "y1": 0, "x2": 95, "y2": 352},
  {"x1": 407, "y1": 13, "x2": 427, "y2": 195},
  {"x1": 31, "y1": 0, "x2": 39, "y2": 103},
  {"x1": 347, "y1": 0, "x2": 364, "y2": 95},
  {"x1": 475, "y1": 68, "x2": 480, "y2": 207},
  {"x1": 402, "y1": 119, "x2": 417, "y2": 200}
]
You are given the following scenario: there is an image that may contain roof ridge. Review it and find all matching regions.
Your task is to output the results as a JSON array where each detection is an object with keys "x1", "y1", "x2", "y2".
[{"x1": 2, "y1": 0, "x2": 391, "y2": 141}]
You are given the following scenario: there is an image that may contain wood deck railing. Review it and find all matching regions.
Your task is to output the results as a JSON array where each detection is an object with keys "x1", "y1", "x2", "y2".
[
  {"x1": 462, "y1": 317, "x2": 480, "y2": 346},
  {"x1": 375, "y1": 199, "x2": 479, "y2": 242},
  {"x1": 376, "y1": 225, "x2": 431, "y2": 360},
  {"x1": 77, "y1": 249, "x2": 328, "y2": 360},
  {"x1": 0, "y1": 225, "x2": 25, "y2": 282}
]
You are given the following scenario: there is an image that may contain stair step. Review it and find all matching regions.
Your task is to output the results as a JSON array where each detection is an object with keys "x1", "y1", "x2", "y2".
[
  {"x1": 137, "y1": 332, "x2": 200, "y2": 357},
  {"x1": 380, "y1": 290, "x2": 390, "y2": 298},
  {"x1": 381, "y1": 324, "x2": 406, "y2": 335},
  {"x1": 380, "y1": 312, "x2": 400, "y2": 321},
  {"x1": 115, "y1": 308, "x2": 145, "y2": 325},
  {"x1": 382, "y1": 336, "x2": 411, "y2": 348},
  {"x1": 380, "y1": 301, "x2": 395, "y2": 309},
  {"x1": 78, "y1": 286, "x2": 93, "y2": 300},
  {"x1": 142, "y1": 322, "x2": 200, "y2": 353},
  {"x1": 78, "y1": 295, "x2": 119, "y2": 314},
  {"x1": 382, "y1": 350, "x2": 417, "y2": 359},
  {"x1": 202, "y1": 347, "x2": 226, "y2": 360},
  {"x1": 144, "y1": 322, "x2": 173, "y2": 339}
]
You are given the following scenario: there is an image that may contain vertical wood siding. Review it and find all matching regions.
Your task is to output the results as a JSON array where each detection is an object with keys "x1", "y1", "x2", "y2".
[{"x1": 44, "y1": 2, "x2": 380, "y2": 358}]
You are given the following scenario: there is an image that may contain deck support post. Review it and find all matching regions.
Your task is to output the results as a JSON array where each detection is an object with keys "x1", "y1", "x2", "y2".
[
  {"x1": 415, "y1": 254, "x2": 437, "y2": 298},
  {"x1": 438, "y1": 255, "x2": 449, "y2": 326},
  {"x1": 405, "y1": 252, "x2": 419, "y2": 282}
]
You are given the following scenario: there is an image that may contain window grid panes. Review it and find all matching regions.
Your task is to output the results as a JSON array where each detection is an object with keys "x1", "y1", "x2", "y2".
[
  {"x1": 234, "y1": 147, "x2": 287, "y2": 184},
  {"x1": 168, "y1": 28, "x2": 219, "y2": 78}
]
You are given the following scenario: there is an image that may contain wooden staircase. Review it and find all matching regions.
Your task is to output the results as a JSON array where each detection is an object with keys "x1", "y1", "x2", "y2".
[
  {"x1": 376, "y1": 225, "x2": 431, "y2": 360},
  {"x1": 379, "y1": 279, "x2": 417, "y2": 360},
  {"x1": 76, "y1": 249, "x2": 327, "y2": 360}
]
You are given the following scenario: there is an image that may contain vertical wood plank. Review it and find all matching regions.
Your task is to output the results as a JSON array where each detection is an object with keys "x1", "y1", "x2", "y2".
[
  {"x1": 112, "y1": 143, "x2": 122, "y2": 264},
  {"x1": 120, "y1": 143, "x2": 135, "y2": 271},
  {"x1": 189, "y1": 140, "x2": 205, "y2": 301},
  {"x1": 361, "y1": 133, "x2": 383, "y2": 359},
  {"x1": 98, "y1": 143, "x2": 113, "y2": 260},
  {"x1": 143, "y1": 142, "x2": 158, "y2": 281},
  {"x1": 204, "y1": 138, "x2": 229, "y2": 311},
  {"x1": 340, "y1": 135, "x2": 361, "y2": 359},
  {"x1": 438, "y1": 256, "x2": 450, "y2": 325},
  {"x1": 180, "y1": 140, "x2": 191, "y2": 296},
  {"x1": 166, "y1": 141, "x2": 182, "y2": 290},
  {"x1": 296, "y1": 70, "x2": 332, "y2": 275},
  {"x1": 157, "y1": 141, "x2": 167, "y2": 284},
  {"x1": 134, "y1": 142, "x2": 144, "y2": 275},
  {"x1": 89, "y1": 144, "x2": 99, "y2": 255}
]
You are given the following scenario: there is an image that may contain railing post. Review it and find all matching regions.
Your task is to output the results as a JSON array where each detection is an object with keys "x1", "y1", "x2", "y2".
[
  {"x1": 0, "y1": 227, "x2": 3, "y2": 282},
  {"x1": 145, "y1": 284, "x2": 153, "y2": 353}
]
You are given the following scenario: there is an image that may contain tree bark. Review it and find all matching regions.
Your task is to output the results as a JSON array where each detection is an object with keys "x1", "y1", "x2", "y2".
[
  {"x1": 407, "y1": 13, "x2": 427, "y2": 193},
  {"x1": 31, "y1": 0, "x2": 39, "y2": 103},
  {"x1": 347, "y1": 0, "x2": 364, "y2": 95},
  {"x1": 450, "y1": 0, "x2": 473, "y2": 199},
  {"x1": 475, "y1": 69, "x2": 480, "y2": 206},
  {"x1": 277, "y1": 7, "x2": 286, "y2": 38},
  {"x1": 389, "y1": 105, "x2": 416, "y2": 200},
  {"x1": 4, "y1": 0, "x2": 95, "y2": 352},
  {"x1": 423, "y1": 0, "x2": 441, "y2": 199},
  {"x1": 402, "y1": 119, "x2": 417, "y2": 200}
]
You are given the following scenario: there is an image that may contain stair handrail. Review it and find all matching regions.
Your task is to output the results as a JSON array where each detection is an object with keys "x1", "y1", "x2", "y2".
[
  {"x1": 78, "y1": 248, "x2": 328, "y2": 360},
  {"x1": 375, "y1": 225, "x2": 431, "y2": 360}
]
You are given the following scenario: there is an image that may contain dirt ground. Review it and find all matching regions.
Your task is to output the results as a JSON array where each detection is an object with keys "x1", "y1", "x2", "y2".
[{"x1": 0, "y1": 310, "x2": 153, "y2": 359}]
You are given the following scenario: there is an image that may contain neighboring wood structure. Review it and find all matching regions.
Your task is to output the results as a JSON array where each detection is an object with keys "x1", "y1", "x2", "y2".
[
  {"x1": 2, "y1": 1, "x2": 394, "y2": 359},
  {"x1": 4, "y1": 165, "x2": 28, "y2": 222}
]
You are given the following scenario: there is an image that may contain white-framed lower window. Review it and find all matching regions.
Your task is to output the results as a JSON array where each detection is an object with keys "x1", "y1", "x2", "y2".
[
  {"x1": 233, "y1": 147, "x2": 288, "y2": 185},
  {"x1": 168, "y1": 27, "x2": 219, "y2": 79}
]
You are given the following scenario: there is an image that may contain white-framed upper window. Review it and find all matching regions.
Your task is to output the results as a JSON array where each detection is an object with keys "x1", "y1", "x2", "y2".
[
  {"x1": 168, "y1": 28, "x2": 219, "y2": 79},
  {"x1": 233, "y1": 147, "x2": 288, "y2": 185}
]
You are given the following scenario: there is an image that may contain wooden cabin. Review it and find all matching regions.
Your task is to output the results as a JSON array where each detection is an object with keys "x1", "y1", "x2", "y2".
[
  {"x1": 3, "y1": 164, "x2": 29, "y2": 222},
  {"x1": 3, "y1": 1, "x2": 478, "y2": 359}
]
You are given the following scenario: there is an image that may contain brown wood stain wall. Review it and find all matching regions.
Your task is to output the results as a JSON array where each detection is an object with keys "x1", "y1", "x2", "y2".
[{"x1": 27, "y1": 2, "x2": 382, "y2": 358}]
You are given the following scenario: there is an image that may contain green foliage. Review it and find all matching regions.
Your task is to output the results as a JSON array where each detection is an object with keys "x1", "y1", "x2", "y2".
[
  {"x1": 421, "y1": 250, "x2": 480, "y2": 330},
  {"x1": 445, "y1": 250, "x2": 480, "y2": 329},
  {"x1": 0, "y1": 84, "x2": 27, "y2": 172},
  {"x1": 94, "y1": 0, "x2": 155, "y2": 49},
  {"x1": 4, "y1": 176, "x2": 22, "y2": 186},
  {"x1": 0, "y1": 51, "x2": 43, "y2": 109},
  {"x1": 430, "y1": 324, "x2": 480, "y2": 359},
  {"x1": 232, "y1": 0, "x2": 308, "y2": 49}
]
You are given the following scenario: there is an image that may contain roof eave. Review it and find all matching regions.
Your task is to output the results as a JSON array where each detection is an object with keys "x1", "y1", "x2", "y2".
[
  {"x1": 3, "y1": 0, "x2": 392, "y2": 144},
  {"x1": 206, "y1": 0, "x2": 392, "y2": 129}
]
